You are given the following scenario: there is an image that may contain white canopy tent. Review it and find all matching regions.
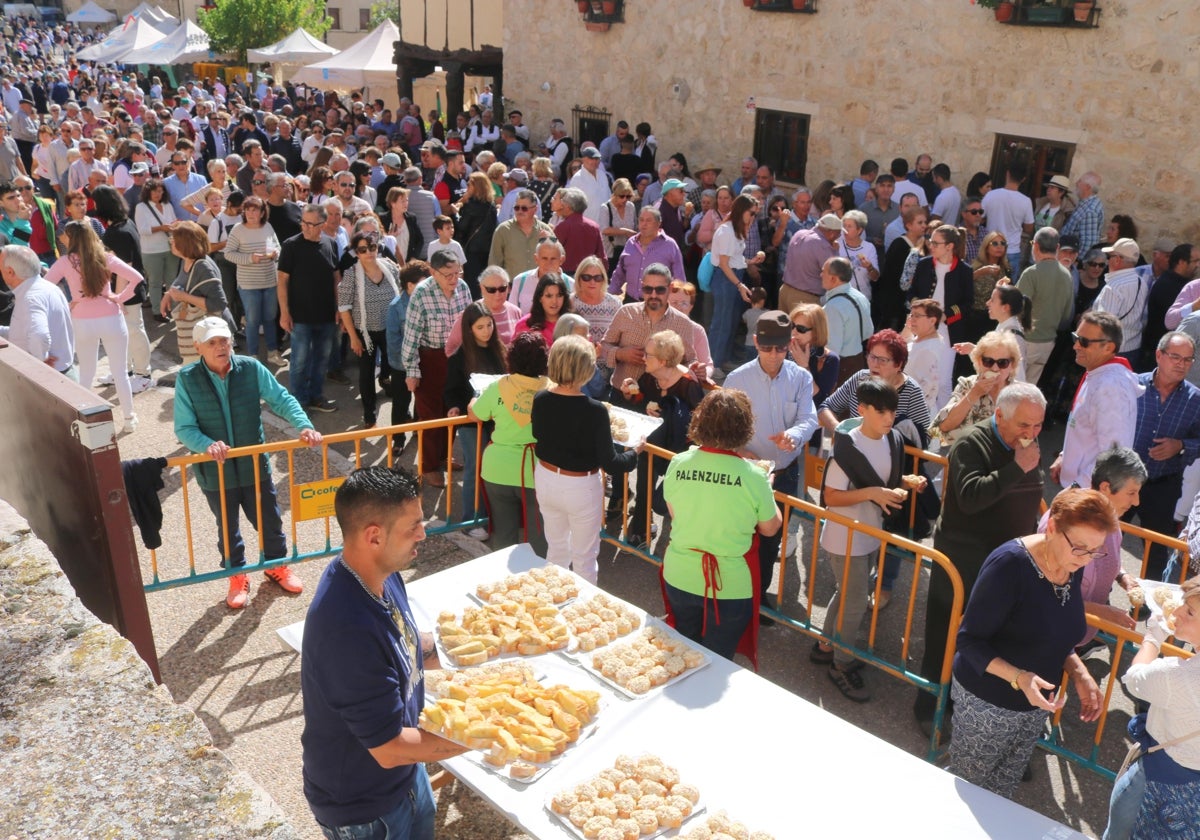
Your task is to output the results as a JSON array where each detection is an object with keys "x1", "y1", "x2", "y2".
[
  {"x1": 76, "y1": 16, "x2": 166, "y2": 63},
  {"x1": 290, "y1": 20, "x2": 399, "y2": 109},
  {"x1": 246, "y1": 27, "x2": 338, "y2": 65},
  {"x1": 66, "y1": 1, "x2": 117, "y2": 24},
  {"x1": 120, "y1": 19, "x2": 210, "y2": 65},
  {"x1": 129, "y1": 2, "x2": 178, "y2": 24}
]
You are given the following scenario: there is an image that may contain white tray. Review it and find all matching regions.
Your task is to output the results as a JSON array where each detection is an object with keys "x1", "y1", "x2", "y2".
[
  {"x1": 543, "y1": 759, "x2": 706, "y2": 840},
  {"x1": 470, "y1": 372, "x2": 503, "y2": 396},
  {"x1": 422, "y1": 673, "x2": 603, "y2": 785},
  {"x1": 571, "y1": 618, "x2": 711, "y2": 700},
  {"x1": 1138, "y1": 580, "x2": 1184, "y2": 620},
  {"x1": 431, "y1": 597, "x2": 571, "y2": 669},
  {"x1": 606, "y1": 403, "x2": 663, "y2": 449}
]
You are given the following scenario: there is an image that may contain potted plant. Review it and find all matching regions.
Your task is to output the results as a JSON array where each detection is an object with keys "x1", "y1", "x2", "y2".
[
  {"x1": 971, "y1": 0, "x2": 1015, "y2": 22},
  {"x1": 1027, "y1": 0, "x2": 1067, "y2": 23},
  {"x1": 577, "y1": 0, "x2": 589, "y2": 13},
  {"x1": 1073, "y1": 0, "x2": 1094, "y2": 21},
  {"x1": 602, "y1": 0, "x2": 616, "y2": 14}
]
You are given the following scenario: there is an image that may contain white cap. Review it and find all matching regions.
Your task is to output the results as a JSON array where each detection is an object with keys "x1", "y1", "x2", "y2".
[{"x1": 193, "y1": 316, "x2": 232, "y2": 345}]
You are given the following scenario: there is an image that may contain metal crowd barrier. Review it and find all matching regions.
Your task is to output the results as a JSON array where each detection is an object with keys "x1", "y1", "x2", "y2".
[
  {"x1": 144, "y1": 416, "x2": 485, "y2": 592},
  {"x1": 600, "y1": 440, "x2": 965, "y2": 761},
  {"x1": 1041, "y1": 613, "x2": 1193, "y2": 781}
]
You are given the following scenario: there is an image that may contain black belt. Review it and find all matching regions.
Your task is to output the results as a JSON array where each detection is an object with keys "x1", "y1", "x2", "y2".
[{"x1": 1144, "y1": 473, "x2": 1183, "y2": 486}]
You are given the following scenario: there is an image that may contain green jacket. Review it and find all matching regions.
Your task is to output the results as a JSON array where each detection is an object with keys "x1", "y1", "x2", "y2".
[{"x1": 178, "y1": 356, "x2": 270, "y2": 492}]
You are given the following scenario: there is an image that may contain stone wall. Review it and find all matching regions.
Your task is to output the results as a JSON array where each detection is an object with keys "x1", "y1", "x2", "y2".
[
  {"x1": 0, "y1": 501, "x2": 299, "y2": 840},
  {"x1": 504, "y1": 0, "x2": 1200, "y2": 244}
]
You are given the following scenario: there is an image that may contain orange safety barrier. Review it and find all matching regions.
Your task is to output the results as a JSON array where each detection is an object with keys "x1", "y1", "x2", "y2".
[
  {"x1": 1042, "y1": 611, "x2": 1193, "y2": 780},
  {"x1": 601, "y1": 440, "x2": 965, "y2": 760},
  {"x1": 145, "y1": 416, "x2": 483, "y2": 592}
]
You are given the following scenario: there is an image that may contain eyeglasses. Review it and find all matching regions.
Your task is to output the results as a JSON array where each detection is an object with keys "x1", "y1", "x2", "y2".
[
  {"x1": 963, "y1": 209, "x2": 984, "y2": 215},
  {"x1": 1085, "y1": 261, "x2": 1106, "y2": 268},
  {"x1": 1071, "y1": 332, "x2": 1113, "y2": 348},
  {"x1": 616, "y1": 193, "x2": 634, "y2": 199},
  {"x1": 792, "y1": 323, "x2": 812, "y2": 334},
  {"x1": 991, "y1": 240, "x2": 1008, "y2": 248},
  {"x1": 1062, "y1": 530, "x2": 1104, "y2": 559},
  {"x1": 641, "y1": 285, "x2": 668, "y2": 295},
  {"x1": 251, "y1": 179, "x2": 266, "y2": 185},
  {"x1": 867, "y1": 354, "x2": 896, "y2": 366},
  {"x1": 929, "y1": 240, "x2": 949, "y2": 247},
  {"x1": 1161, "y1": 350, "x2": 1195, "y2": 365},
  {"x1": 300, "y1": 219, "x2": 322, "y2": 227},
  {"x1": 16, "y1": 186, "x2": 32, "y2": 192},
  {"x1": 980, "y1": 356, "x2": 1013, "y2": 369},
  {"x1": 759, "y1": 344, "x2": 789, "y2": 354},
  {"x1": 577, "y1": 273, "x2": 605, "y2": 282},
  {"x1": 356, "y1": 245, "x2": 378, "y2": 254},
  {"x1": 482, "y1": 284, "x2": 509, "y2": 293},
  {"x1": 514, "y1": 204, "x2": 534, "y2": 212},
  {"x1": 172, "y1": 160, "x2": 188, "y2": 166}
]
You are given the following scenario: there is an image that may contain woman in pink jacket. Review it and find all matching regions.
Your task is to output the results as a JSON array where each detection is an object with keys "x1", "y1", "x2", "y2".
[{"x1": 46, "y1": 221, "x2": 145, "y2": 431}]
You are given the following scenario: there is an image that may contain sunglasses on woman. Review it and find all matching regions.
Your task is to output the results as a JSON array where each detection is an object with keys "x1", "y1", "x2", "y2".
[{"x1": 980, "y1": 356, "x2": 1013, "y2": 369}]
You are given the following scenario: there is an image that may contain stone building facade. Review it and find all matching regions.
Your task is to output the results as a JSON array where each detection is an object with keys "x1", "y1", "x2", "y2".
[{"x1": 503, "y1": 0, "x2": 1199, "y2": 244}]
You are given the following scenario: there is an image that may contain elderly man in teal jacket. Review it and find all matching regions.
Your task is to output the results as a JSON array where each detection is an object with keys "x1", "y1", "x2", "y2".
[{"x1": 174, "y1": 316, "x2": 323, "y2": 609}]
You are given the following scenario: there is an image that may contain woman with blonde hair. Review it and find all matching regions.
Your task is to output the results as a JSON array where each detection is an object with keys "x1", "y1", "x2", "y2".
[
  {"x1": 931, "y1": 330, "x2": 1022, "y2": 447},
  {"x1": 454, "y1": 170, "x2": 498, "y2": 297},
  {"x1": 789, "y1": 302, "x2": 840, "y2": 408},
  {"x1": 532, "y1": 334, "x2": 639, "y2": 583},
  {"x1": 530, "y1": 156, "x2": 557, "y2": 222},
  {"x1": 45, "y1": 221, "x2": 145, "y2": 430}
]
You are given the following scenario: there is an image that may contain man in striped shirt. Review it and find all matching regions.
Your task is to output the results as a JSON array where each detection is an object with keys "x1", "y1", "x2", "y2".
[{"x1": 401, "y1": 249, "x2": 472, "y2": 486}]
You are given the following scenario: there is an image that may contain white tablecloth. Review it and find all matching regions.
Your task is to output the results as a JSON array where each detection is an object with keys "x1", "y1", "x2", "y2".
[{"x1": 281, "y1": 545, "x2": 1087, "y2": 839}]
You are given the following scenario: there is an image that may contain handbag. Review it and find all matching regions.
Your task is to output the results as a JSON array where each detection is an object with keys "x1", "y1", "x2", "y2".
[
  {"x1": 1117, "y1": 720, "x2": 1200, "y2": 782},
  {"x1": 697, "y1": 251, "x2": 715, "y2": 292}
]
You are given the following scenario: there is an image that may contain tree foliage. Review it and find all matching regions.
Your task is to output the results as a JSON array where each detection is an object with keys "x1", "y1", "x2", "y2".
[
  {"x1": 367, "y1": 0, "x2": 397, "y2": 31},
  {"x1": 199, "y1": 0, "x2": 332, "y2": 64}
]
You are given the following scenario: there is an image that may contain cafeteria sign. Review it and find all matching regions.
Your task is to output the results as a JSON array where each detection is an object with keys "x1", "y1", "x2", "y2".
[{"x1": 293, "y1": 477, "x2": 345, "y2": 520}]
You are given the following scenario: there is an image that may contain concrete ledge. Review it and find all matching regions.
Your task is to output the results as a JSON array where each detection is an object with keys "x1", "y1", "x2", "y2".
[{"x1": 0, "y1": 501, "x2": 300, "y2": 839}]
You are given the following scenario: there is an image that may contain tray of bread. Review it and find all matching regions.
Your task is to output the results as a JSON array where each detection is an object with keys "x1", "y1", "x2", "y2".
[
  {"x1": 560, "y1": 592, "x2": 645, "y2": 657},
  {"x1": 603, "y1": 402, "x2": 663, "y2": 449},
  {"x1": 1133, "y1": 580, "x2": 1184, "y2": 625},
  {"x1": 469, "y1": 372, "x2": 504, "y2": 396},
  {"x1": 420, "y1": 662, "x2": 602, "y2": 784},
  {"x1": 546, "y1": 753, "x2": 704, "y2": 840},
  {"x1": 473, "y1": 564, "x2": 581, "y2": 607},
  {"x1": 434, "y1": 595, "x2": 570, "y2": 667},
  {"x1": 579, "y1": 622, "x2": 710, "y2": 699},
  {"x1": 678, "y1": 810, "x2": 778, "y2": 840}
]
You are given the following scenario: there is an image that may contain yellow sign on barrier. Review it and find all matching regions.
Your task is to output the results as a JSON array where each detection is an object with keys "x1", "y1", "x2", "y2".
[{"x1": 293, "y1": 478, "x2": 345, "y2": 521}]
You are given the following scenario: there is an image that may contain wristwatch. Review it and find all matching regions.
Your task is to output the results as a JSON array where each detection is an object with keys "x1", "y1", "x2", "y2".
[{"x1": 1010, "y1": 670, "x2": 1025, "y2": 691}]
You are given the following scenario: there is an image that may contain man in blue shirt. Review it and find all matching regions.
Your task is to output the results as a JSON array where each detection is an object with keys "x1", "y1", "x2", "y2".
[
  {"x1": 302, "y1": 466, "x2": 466, "y2": 839},
  {"x1": 725, "y1": 310, "x2": 819, "y2": 622},
  {"x1": 174, "y1": 316, "x2": 322, "y2": 608},
  {"x1": 162, "y1": 150, "x2": 208, "y2": 222},
  {"x1": 0, "y1": 243, "x2": 74, "y2": 377},
  {"x1": 1128, "y1": 331, "x2": 1200, "y2": 579}
]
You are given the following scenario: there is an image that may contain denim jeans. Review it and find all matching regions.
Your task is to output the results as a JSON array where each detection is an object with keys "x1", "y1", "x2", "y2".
[
  {"x1": 757, "y1": 461, "x2": 798, "y2": 602},
  {"x1": 1007, "y1": 250, "x2": 1023, "y2": 280},
  {"x1": 201, "y1": 479, "x2": 287, "y2": 569},
  {"x1": 290, "y1": 321, "x2": 335, "y2": 405},
  {"x1": 455, "y1": 422, "x2": 490, "y2": 522},
  {"x1": 239, "y1": 287, "x2": 279, "y2": 355},
  {"x1": 1101, "y1": 757, "x2": 1144, "y2": 840},
  {"x1": 316, "y1": 764, "x2": 435, "y2": 840},
  {"x1": 665, "y1": 582, "x2": 753, "y2": 661},
  {"x1": 709, "y1": 268, "x2": 745, "y2": 368}
]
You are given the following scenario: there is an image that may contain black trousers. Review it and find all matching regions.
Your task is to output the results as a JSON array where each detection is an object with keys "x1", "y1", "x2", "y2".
[{"x1": 1122, "y1": 472, "x2": 1183, "y2": 580}]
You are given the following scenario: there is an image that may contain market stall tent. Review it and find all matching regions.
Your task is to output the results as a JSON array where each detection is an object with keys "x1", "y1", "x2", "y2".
[
  {"x1": 66, "y1": 0, "x2": 116, "y2": 24},
  {"x1": 290, "y1": 20, "x2": 400, "y2": 109},
  {"x1": 128, "y1": 2, "x2": 177, "y2": 23},
  {"x1": 120, "y1": 19, "x2": 210, "y2": 65},
  {"x1": 76, "y1": 16, "x2": 166, "y2": 63},
  {"x1": 246, "y1": 27, "x2": 338, "y2": 65}
]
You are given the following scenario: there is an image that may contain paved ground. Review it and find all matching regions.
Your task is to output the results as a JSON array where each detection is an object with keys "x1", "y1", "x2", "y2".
[{"x1": 96, "y1": 314, "x2": 1138, "y2": 838}]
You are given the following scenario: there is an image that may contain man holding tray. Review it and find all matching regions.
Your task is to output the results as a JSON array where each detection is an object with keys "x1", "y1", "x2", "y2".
[{"x1": 302, "y1": 466, "x2": 467, "y2": 840}]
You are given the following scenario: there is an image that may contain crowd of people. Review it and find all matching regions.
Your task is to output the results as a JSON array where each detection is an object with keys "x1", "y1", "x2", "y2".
[{"x1": 0, "y1": 16, "x2": 1195, "y2": 836}]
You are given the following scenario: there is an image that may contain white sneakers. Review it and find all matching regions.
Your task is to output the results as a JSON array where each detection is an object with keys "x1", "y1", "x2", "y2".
[
  {"x1": 129, "y1": 374, "x2": 153, "y2": 394},
  {"x1": 122, "y1": 414, "x2": 139, "y2": 433},
  {"x1": 267, "y1": 351, "x2": 286, "y2": 366}
]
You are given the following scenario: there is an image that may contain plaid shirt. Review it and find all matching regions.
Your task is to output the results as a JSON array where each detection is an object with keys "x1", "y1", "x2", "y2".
[
  {"x1": 399, "y1": 276, "x2": 472, "y2": 378},
  {"x1": 964, "y1": 228, "x2": 985, "y2": 265},
  {"x1": 140, "y1": 121, "x2": 163, "y2": 148},
  {"x1": 1060, "y1": 194, "x2": 1104, "y2": 255},
  {"x1": 601, "y1": 303, "x2": 697, "y2": 387},
  {"x1": 1133, "y1": 371, "x2": 1200, "y2": 481}
]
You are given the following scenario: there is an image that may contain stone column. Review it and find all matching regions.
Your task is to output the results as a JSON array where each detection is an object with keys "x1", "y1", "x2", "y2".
[
  {"x1": 395, "y1": 57, "x2": 415, "y2": 103},
  {"x1": 491, "y1": 65, "x2": 503, "y2": 119}
]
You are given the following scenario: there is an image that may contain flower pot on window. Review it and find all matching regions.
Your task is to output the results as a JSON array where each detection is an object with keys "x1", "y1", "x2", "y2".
[
  {"x1": 791, "y1": 0, "x2": 810, "y2": 9},
  {"x1": 585, "y1": 21, "x2": 610, "y2": 31},
  {"x1": 743, "y1": 0, "x2": 755, "y2": 6},
  {"x1": 577, "y1": 0, "x2": 589, "y2": 12},
  {"x1": 994, "y1": 1, "x2": 1015, "y2": 22},
  {"x1": 1073, "y1": 0, "x2": 1094, "y2": 22},
  {"x1": 601, "y1": 0, "x2": 616, "y2": 13}
]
